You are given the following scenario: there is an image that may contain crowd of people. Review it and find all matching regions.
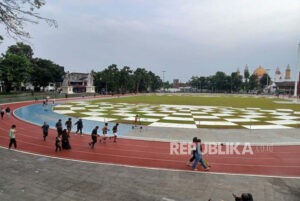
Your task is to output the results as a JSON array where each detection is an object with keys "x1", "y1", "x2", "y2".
[{"x1": 53, "y1": 118, "x2": 120, "y2": 151}]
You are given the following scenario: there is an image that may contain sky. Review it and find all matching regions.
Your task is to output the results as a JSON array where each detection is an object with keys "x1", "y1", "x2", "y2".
[{"x1": 0, "y1": 0, "x2": 300, "y2": 82}]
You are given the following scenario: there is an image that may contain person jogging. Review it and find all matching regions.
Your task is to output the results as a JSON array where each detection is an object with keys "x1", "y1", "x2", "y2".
[
  {"x1": 75, "y1": 119, "x2": 83, "y2": 135},
  {"x1": 101, "y1": 123, "x2": 109, "y2": 143},
  {"x1": 41, "y1": 122, "x2": 49, "y2": 141},
  {"x1": 8, "y1": 125, "x2": 17, "y2": 149},
  {"x1": 6, "y1": 106, "x2": 11, "y2": 117},
  {"x1": 65, "y1": 118, "x2": 72, "y2": 135},
  {"x1": 89, "y1": 126, "x2": 99, "y2": 149},
  {"x1": 112, "y1": 123, "x2": 119, "y2": 143},
  {"x1": 1, "y1": 107, "x2": 4, "y2": 119}
]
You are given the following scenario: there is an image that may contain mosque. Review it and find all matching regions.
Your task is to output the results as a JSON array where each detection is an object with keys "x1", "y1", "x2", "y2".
[{"x1": 242, "y1": 65, "x2": 300, "y2": 95}]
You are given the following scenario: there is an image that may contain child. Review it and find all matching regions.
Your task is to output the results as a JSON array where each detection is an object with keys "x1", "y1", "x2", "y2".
[
  {"x1": 134, "y1": 115, "x2": 139, "y2": 127},
  {"x1": 55, "y1": 136, "x2": 62, "y2": 152},
  {"x1": 112, "y1": 123, "x2": 119, "y2": 143},
  {"x1": 101, "y1": 123, "x2": 109, "y2": 143}
]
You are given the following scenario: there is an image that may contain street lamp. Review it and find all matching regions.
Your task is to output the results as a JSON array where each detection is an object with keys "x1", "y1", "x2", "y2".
[
  {"x1": 162, "y1": 70, "x2": 166, "y2": 91},
  {"x1": 294, "y1": 43, "x2": 300, "y2": 97}
]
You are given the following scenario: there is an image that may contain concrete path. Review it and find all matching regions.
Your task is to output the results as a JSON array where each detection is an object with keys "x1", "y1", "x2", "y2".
[
  {"x1": 0, "y1": 148, "x2": 299, "y2": 201},
  {"x1": 124, "y1": 126, "x2": 300, "y2": 145}
]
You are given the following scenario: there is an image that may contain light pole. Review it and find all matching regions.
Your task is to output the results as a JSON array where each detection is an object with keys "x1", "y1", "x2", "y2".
[
  {"x1": 294, "y1": 43, "x2": 300, "y2": 97},
  {"x1": 162, "y1": 70, "x2": 166, "y2": 91}
]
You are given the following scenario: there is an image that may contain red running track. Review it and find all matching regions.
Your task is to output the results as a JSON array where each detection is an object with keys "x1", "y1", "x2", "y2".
[{"x1": 0, "y1": 98, "x2": 300, "y2": 178}]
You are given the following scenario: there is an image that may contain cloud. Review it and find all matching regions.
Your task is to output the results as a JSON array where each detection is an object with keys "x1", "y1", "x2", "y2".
[{"x1": 0, "y1": 0, "x2": 299, "y2": 81}]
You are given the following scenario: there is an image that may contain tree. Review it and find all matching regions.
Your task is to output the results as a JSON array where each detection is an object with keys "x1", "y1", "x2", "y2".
[
  {"x1": 260, "y1": 73, "x2": 271, "y2": 88},
  {"x1": 148, "y1": 71, "x2": 162, "y2": 91},
  {"x1": 214, "y1": 71, "x2": 227, "y2": 92},
  {"x1": 249, "y1": 74, "x2": 259, "y2": 91},
  {"x1": 244, "y1": 68, "x2": 250, "y2": 92},
  {"x1": 231, "y1": 72, "x2": 243, "y2": 92},
  {"x1": 31, "y1": 58, "x2": 64, "y2": 90},
  {"x1": 0, "y1": 53, "x2": 32, "y2": 92},
  {"x1": 6, "y1": 42, "x2": 34, "y2": 59},
  {"x1": 0, "y1": 0, "x2": 57, "y2": 40},
  {"x1": 119, "y1": 66, "x2": 134, "y2": 93},
  {"x1": 134, "y1": 68, "x2": 148, "y2": 93}
]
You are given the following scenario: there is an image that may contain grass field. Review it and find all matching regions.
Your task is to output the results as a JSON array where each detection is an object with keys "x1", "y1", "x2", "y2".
[{"x1": 53, "y1": 94, "x2": 300, "y2": 129}]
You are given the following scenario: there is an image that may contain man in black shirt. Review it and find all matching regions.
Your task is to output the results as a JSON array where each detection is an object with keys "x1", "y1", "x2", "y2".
[
  {"x1": 75, "y1": 119, "x2": 83, "y2": 135},
  {"x1": 41, "y1": 122, "x2": 49, "y2": 141},
  {"x1": 55, "y1": 119, "x2": 63, "y2": 136},
  {"x1": 5, "y1": 107, "x2": 11, "y2": 117},
  {"x1": 89, "y1": 126, "x2": 99, "y2": 149},
  {"x1": 65, "y1": 118, "x2": 72, "y2": 135}
]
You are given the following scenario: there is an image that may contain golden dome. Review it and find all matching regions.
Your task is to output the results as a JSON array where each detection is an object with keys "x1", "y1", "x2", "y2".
[{"x1": 253, "y1": 66, "x2": 267, "y2": 77}]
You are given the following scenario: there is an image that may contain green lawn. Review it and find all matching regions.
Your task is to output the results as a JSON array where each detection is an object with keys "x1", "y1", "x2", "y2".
[
  {"x1": 53, "y1": 94, "x2": 300, "y2": 129},
  {"x1": 91, "y1": 94, "x2": 300, "y2": 110}
]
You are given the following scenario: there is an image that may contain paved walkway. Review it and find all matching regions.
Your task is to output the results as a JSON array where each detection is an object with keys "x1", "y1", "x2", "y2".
[
  {"x1": 0, "y1": 148, "x2": 299, "y2": 201},
  {"x1": 124, "y1": 126, "x2": 300, "y2": 145}
]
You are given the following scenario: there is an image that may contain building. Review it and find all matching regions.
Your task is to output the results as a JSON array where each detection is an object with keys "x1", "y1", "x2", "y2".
[
  {"x1": 253, "y1": 66, "x2": 267, "y2": 78},
  {"x1": 62, "y1": 72, "x2": 95, "y2": 94},
  {"x1": 273, "y1": 65, "x2": 299, "y2": 95},
  {"x1": 173, "y1": 79, "x2": 186, "y2": 88}
]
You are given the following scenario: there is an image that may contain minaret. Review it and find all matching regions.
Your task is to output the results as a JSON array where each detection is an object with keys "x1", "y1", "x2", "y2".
[
  {"x1": 294, "y1": 43, "x2": 300, "y2": 97},
  {"x1": 285, "y1": 64, "x2": 291, "y2": 80},
  {"x1": 275, "y1": 67, "x2": 281, "y2": 82},
  {"x1": 244, "y1": 65, "x2": 249, "y2": 74},
  {"x1": 237, "y1": 67, "x2": 240, "y2": 76}
]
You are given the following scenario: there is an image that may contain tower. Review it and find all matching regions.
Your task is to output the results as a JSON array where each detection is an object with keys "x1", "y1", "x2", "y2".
[
  {"x1": 237, "y1": 67, "x2": 240, "y2": 76},
  {"x1": 294, "y1": 43, "x2": 300, "y2": 97},
  {"x1": 275, "y1": 67, "x2": 282, "y2": 82},
  {"x1": 285, "y1": 64, "x2": 291, "y2": 80}
]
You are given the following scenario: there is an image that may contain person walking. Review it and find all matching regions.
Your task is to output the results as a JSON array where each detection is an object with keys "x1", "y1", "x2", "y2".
[
  {"x1": 192, "y1": 139, "x2": 209, "y2": 171},
  {"x1": 55, "y1": 119, "x2": 63, "y2": 136},
  {"x1": 134, "y1": 114, "x2": 139, "y2": 127},
  {"x1": 5, "y1": 106, "x2": 11, "y2": 117},
  {"x1": 61, "y1": 129, "x2": 71, "y2": 150},
  {"x1": 89, "y1": 126, "x2": 99, "y2": 149},
  {"x1": 55, "y1": 136, "x2": 62, "y2": 152},
  {"x1": 41, "y1": 122, "x2": 49, "y2": 141},
  {"x1": 65, "y1": 118, "x2": 72, "y2": 135},
  {"x1": 112, "y1": 123, "x2": 119, "y2": 143},
  {"x1": 186, "y1": 137, "x2": 198, "y2": 166},
  {"x1": 8, "y1": 125, "x2": 17, "y2": 149},
  {"x1": 1, "y1": 107, "x2": 4, "y2": 119},
  {"x1": 101, "y1": 123, "x2": 109, "y2": 143},
  {"x1": 75, "y1": 119, "x2": 83, "y2": 135}
]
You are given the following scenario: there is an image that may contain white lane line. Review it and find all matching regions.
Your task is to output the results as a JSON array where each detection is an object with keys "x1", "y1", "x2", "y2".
[{"x1": 0, "y1": 146, "x2": 299, "y2": 179}]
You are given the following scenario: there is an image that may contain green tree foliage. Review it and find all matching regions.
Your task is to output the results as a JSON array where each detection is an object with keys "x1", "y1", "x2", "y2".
[
  {"x1": 260, "y1": 73, "x2": 271, "y2": 88},
  {"x1": 6, "y1": 42, "x2": 34, "y2": 59},
  {"x1": 0, "y1": 43, "x2": 64, "y2": 92},
  {"x1": 31, "y1": 58, "x2": 64, "y2": 90},
  {"x1": 93, "y1": 65, "x2": 162, "y2": 93},
  {"x1": 0, "y1": 53, "x2": 32, "y2": 92},
  {"x1": 249, "y1": 74, "x2": 259, "y2": 90}
]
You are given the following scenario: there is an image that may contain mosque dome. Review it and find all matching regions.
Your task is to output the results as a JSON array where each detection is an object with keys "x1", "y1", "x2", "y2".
[{"x1": 253, "y1": 66, "x2": 267, "y2": 77}]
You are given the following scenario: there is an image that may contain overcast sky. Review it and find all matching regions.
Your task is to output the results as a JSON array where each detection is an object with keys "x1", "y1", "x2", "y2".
[{"x1": 1, "y1": 0, "x2": 300, "y2": 82}]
